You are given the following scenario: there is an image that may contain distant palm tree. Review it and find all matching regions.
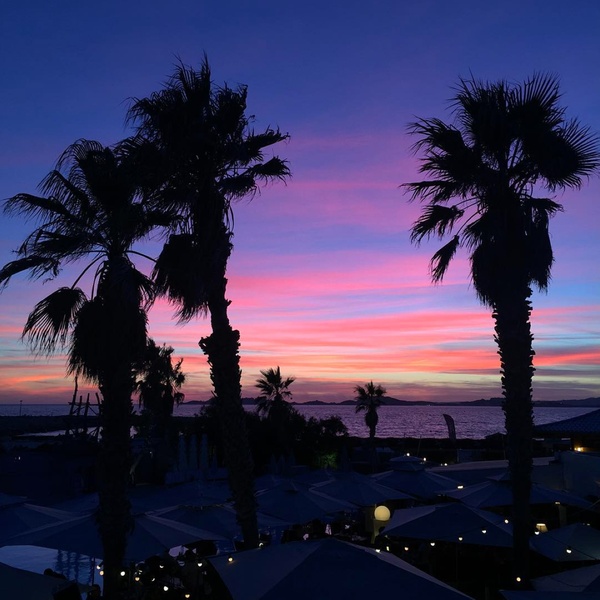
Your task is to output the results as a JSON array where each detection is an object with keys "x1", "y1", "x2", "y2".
[
  {"x1": 355, "y1": 381, "x2": 386, "y2": 440},
  {"x1": 255, "y1": 367, "x2": 296, "y2": 456},
  {"x1": 126, "y1": 57, "x2": 290, "y2": 547},
  {"x1": 404, "y1": 74, "x2": 599, "y2": 581},
  {"x1": 0, "y1": 139, "x2": 165, "y2": 597},
  {"x1": 255, "y1": 366, "x2": 296, "y2": 418},
  {"x1": 135, "y1": 339, "x2": 186, "y2": 437}
]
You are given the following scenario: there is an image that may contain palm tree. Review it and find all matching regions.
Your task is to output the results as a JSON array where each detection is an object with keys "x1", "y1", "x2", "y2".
[
  {"x1": 134, "y1": 339, "x2": 186, "y2": 438},
  {"x1": 255, "y1": 366, "x2": 296, "y2": 418},
  {"x1": 404, "y1": 74, "x2": 599, "y2": 582},
  {"x1": 126, "y1": 57, "x2": 290, "y2": 547},
  {"x1": 255, "y1": 366, "x2": 296, "y2": 456},
  {"x1": 0, "y1": 139, "x2": 165, "y2": 597},
  {"x1": 355, "y1": 381, "x2": 385, "y2": 440}
]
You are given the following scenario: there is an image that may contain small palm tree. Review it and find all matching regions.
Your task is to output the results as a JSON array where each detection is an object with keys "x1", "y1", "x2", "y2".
[
  {"x1": 255, "y1": 366, "x2": 296, "y2": 418},
  {"x1": 255, "y1": 367, "x2": 296, "y2": 457},
  {"x1": 127, "y1": 57, "x2": 290, "y2": 547},
  {"x1": 135, "y1": 339, "x2": 186, "y2": 438},
  {"x1": 404, "y1": 74, "x2": 599, "y2": 581},
  {"x1": 0, "y1": 139, "x2": 166, "y2": 597},
  {"x1": 355, "y1": 381, "x2": 386, "y2": 440}
]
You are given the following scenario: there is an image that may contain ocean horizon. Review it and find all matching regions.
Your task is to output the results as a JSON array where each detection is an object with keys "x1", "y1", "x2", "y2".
[{"x1": 1, "y1": 402, "x2": 595, "y2": 439}]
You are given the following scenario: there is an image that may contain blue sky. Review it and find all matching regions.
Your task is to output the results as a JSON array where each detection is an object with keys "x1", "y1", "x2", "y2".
[{"x1": 0, "y1": 0, "x2": 598, "y2": 403}]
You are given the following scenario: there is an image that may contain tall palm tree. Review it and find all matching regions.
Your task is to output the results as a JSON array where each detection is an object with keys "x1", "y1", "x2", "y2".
[
  {"x1": 0, "y1": 139, "x2": 165, "y2": 597},
  {"x1": 126, "y1": 58, "x2": 290, "y2": 547},
  {"x1": 355, "y1": 381, "x2": 385, "y2": 440},
  {"x1": 135, "y1": 339, "x2": 186, "y2": 438},
  {"x1": 404, "y1": 74, "x2": 599, "y2": 582}
]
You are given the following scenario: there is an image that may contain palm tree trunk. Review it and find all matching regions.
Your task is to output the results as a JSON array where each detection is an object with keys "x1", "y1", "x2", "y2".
[
  {"x1": 200, "y1": 278, "x2": 259, "y2": 548},
  {"x1": 493, "y1": 289, "x2": 535, "y2": 584},
  {"x1": 97, "y1": 379, "x2": 133, "y2": 599}
]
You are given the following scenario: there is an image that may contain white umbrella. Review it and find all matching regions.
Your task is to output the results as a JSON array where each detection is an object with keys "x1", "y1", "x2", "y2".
[
  {"x1": 532, "y1": 562, "x2": 600, "y2": 592},
  {"x1": 0, "y1": 502, "x2": 76, "y2": 543},
  {"x1": 530, "y1": 523, "x2": 600, "y2": 562},
  {"x1": 256, "y1": 481, "x2": 354, "y2": 524},
  {"x1": 373, "y1": 467, "x2": 463, "y2": 501},
  {"x1": 312, "y1": 471, "x2": 413, "y2": 506},
  {"x1": 382, "y1": 502, "x2": 514, "y2": 547},
  {"x1": 155, "y1": 504, "x2": 288, "y2": 540},
  {"x1": 444, "y1": 480, "x2": 592, "y2": 509},
  {"x1": 51, "y1": 481, "x2": 231, "y2": 514},
  {"x1": 0, "y1": 561, "x2": 83, "y2": 600},
  {"x1": 4, "y1": 512, "x2": 228, "y2": 562},
  {"x1": 210, "y1": 537, "x2": 474, "y2": 600}
]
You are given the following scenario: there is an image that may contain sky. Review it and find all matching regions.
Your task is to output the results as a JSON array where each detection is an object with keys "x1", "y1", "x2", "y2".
[{"x1": 0, "y1": 0, "x2": 598, "y2": 404}]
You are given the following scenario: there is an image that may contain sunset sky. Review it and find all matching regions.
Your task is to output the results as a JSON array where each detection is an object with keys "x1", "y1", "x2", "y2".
[{"x1": 0, "y1": 1, "x2": 598, "y2": 404}]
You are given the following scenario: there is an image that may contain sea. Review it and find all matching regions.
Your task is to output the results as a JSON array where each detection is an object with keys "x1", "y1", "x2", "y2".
[{"x1": 1, "y1": 402, "x2": 596, "y2": 439}]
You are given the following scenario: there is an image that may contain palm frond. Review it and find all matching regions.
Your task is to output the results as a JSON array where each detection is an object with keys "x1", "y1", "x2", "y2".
[
  {"x1": 4, "y1": 193, "x2": 75, "y2": 222},
  {"x1": 23, "y1": 287, "x2": 87, "y2": 354},
  {"x1": 0, "y1": 255, "x2": 60, "y2": 288},
  {"x1": 410, "y1": 204, "x2": 463, "y2": 243},
  {"x1": 429, "y1": 236, "x2": 461, "y2": 283}
]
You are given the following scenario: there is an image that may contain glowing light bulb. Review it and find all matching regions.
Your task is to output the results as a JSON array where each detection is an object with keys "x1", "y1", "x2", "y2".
[{"x1": 120, "y1": 571, "x2": 126, "y2": 577}]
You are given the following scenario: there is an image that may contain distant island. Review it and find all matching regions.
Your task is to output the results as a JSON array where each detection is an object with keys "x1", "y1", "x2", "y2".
[{"x1": 183, "y1": 396, "x2": 600, "y2": 408}]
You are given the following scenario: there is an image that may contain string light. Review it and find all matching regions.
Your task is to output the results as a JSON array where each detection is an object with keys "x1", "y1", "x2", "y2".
[
  {"x1": 120, "y1": 571, "x2": 126, "y2": 577},
  {"x1": 228, "y1": 554, "x2": 234, "y2": 563}
]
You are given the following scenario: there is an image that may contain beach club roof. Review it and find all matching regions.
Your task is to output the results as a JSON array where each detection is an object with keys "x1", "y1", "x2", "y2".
[{"x1": 533, "y1": 409, "x2": 600, "y2": 436}]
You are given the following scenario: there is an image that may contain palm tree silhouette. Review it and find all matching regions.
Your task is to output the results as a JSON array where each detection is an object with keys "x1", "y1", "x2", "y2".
[
  {"x1": 135, "y1": 339, "x2": 185, "y2": 438},
  {"x1": 355, "y1": 381, "x2": 385, "y2": 440},
  {"x1": 0, "y1": 139, "x2": 166, "y2": 597},
  {"x1": 255, "y1": 366, "x2": 296, "y2": 457},
  {"x1": 405, "y1": 74, "x2": 600, "y2": 581},
  {"x1": 126, "y1": 57, "x2": 290, "y2": 547},
  {"x1": 255, "y1": 366, "x2": 296, "y2": 418}
]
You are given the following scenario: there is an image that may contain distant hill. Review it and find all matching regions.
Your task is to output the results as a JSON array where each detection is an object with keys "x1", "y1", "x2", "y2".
[
  {"x1": 298, "y1": 396, "x2": 600, "y2": 408},
  {"x1": 182, "y1": 396, "x2": 600, "y2": 408}
]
